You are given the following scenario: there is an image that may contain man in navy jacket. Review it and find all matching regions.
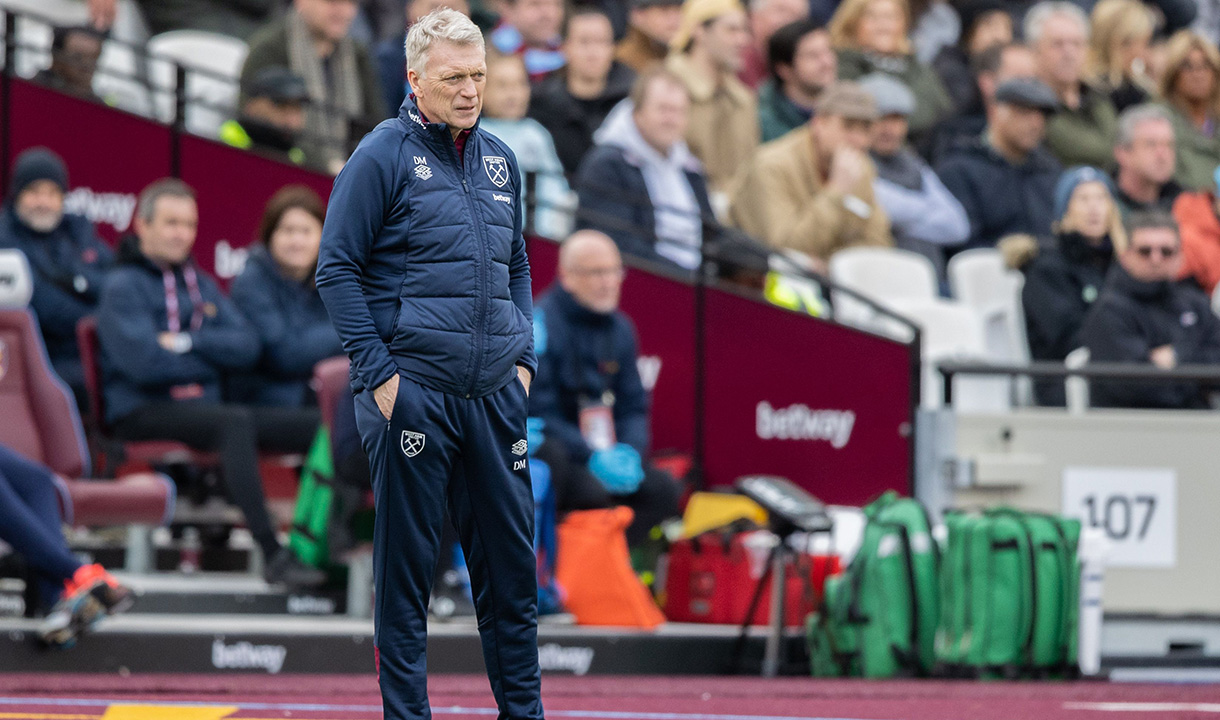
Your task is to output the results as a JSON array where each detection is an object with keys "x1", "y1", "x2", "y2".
[
  {"x1": 0, "y1": 148, "x2": 113, "y2": 409},
  {"x1": 531, "y1": 230, "x2": 680, "y2": 546},
  {"x1": 97, "y1": 178, "x2": 324, "y2": 589},
  {"x1": 315, "y1": 10, "x2": 541, "y2": 720}
]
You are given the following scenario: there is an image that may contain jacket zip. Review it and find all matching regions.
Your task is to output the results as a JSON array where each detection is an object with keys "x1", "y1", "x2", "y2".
[{"x1": 452, "y1": 133, "x2": 489, "y2": 398}]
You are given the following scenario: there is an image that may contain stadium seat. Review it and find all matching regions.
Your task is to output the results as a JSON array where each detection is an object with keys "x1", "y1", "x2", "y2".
[
  {"x1": 146, "y1": 30, "x2": 248, "y2": 136},
  {"x1": 947, "y1": 249, "x2": 1032, "y2": 405},
  {"x1": 0, "y1": 249, "x2": 172, "y2": 529},
  {"x1": 312, "y1": 355, "x2": 350, "y2": 436},
  {"x1": 76, "y1": 315, "x2": 217, "y2": 477},
  {"x1": 828, "y1": 247, "x2": 938, "y2": 338},
  {"x1": 900, "y1": 298, "x2": 1006, "y2": 411}
]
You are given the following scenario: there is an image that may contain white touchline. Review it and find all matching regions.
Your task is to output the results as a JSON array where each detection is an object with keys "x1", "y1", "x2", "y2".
[
  {"x1": 0, "y1": 698, "x2": 894, "y2": 720},
  {"x1": 1065, "y1": 702, "x2": 1220, "y2": 713}
]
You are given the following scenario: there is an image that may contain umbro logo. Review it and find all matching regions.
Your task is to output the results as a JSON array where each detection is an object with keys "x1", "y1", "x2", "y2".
[
  {"x1": 413, "y1": 155, "x2": 432, "y2": 181},
  {"x1": 511, "y1": 439, "x2": 528, "y2": 456}
]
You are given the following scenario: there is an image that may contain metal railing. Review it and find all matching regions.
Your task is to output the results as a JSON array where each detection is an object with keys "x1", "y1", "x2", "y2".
[{"x1": 937, "y1": 360, "x2": 1220, "y2": 406}]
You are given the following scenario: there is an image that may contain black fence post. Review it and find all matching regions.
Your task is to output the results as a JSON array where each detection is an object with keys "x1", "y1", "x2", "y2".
[
  {"x1": 523, "y1": 170, "x2": 537, "y2": 237},
  {"x1": 170, "y1": 63, "x2": 187, "y2": 178},
  {"x1": 1, "y1": 10, "x2": 16, "y2": 199}
]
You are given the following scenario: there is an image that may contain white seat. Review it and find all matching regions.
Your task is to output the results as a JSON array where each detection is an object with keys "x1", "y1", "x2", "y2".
[
  {"x1": 146, "y1": 30, "x2": 248, "y2": 136},
  {"x1": 898, "y1": 298, "x2": 1008, "y2": 411},
  {"x1": 0, "y1": 0, "x2": 82, "y2": 79},
  {"x1": 948, "y1": 248, "x2": 1033, "y2": 405},
  {"x1": 829, "y1": 247, "x2": 939, "y2": 339}
]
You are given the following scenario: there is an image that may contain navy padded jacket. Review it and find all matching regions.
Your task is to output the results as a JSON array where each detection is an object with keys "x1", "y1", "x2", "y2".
[{"x1": 316, "y1": 98, "x2": 537, "y2": 398}]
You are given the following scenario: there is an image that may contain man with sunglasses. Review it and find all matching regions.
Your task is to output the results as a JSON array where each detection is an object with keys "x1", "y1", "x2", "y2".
[{"x1": 1081, "y1": 210, "x2": 1220, "y2": 408}]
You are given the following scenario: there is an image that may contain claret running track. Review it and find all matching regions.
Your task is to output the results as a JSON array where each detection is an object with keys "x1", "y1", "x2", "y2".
[{"x1": 2, "y1": 675, "x2": 1219, "y2": 720}]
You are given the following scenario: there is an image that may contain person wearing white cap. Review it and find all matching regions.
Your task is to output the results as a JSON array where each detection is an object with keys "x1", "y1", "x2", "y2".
[{"x1": 859, "y1": 73, "x2": 969, "y2": 280}]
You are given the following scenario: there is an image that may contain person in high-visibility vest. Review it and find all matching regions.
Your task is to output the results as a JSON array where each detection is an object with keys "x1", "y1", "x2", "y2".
[{"x1": 219, "y1": 66, "x2": 310, "y2": 167}]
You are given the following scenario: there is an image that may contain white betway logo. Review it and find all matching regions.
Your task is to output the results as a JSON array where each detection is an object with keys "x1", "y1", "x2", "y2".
[
  {"x1": 214, "y1": 240, "x2": 249, "y2": 279},
  {"x1": 537, "y1": 643, "x2": 594, "y2": 675},
  {"x1": 211, "y1": 639, "x2": 287, "y2": 674},
  {"x1": 64, "y1": 187, "x2": 137, "y2": 233},
  {"x1": 287, "y1": 595, "x2": 335, "y2": 615},
  {"x1": 755, "y1": 402, "x2": 855, "y2": 449},
  {"x1": 492, "y1": 193, "x2": 512, "y2": 204}
]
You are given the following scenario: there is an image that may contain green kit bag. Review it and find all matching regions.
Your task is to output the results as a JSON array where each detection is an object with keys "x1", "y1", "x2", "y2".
[
  {"x1": 808, "y1": 491, "x2": 939, "y2": 677},
  {"x1": 288, "y1": 425, "x2": 339, "y2": 568},
  {"x1": 936, "y1": 508, "x2": 1081, "y2": 677}
]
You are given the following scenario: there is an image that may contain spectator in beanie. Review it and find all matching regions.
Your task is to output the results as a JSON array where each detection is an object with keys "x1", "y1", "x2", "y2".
[
  {"x1": 1021, "y1": 166, "x2": 1124, "y2": 405},
  {"x1": 0, "y1": 148, "x2": 113, "y2": 410}
]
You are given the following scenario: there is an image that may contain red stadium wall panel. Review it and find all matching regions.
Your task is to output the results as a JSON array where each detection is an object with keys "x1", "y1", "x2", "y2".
[
  {"x1": 7, "y1": 79, "x2": 171, "y2": 245},
  {"x1": 701, "y1": 288, "x2": 913, "y2": 503},
  {"x1": 7, "y1": 82, "x2": 913, "y2": 502},
  {"x1": 178, "y1": 135, "x2": 334, "y2": 285},
  {"x1": 529, "y1": 239, "x2": 914, "y2": 501}
]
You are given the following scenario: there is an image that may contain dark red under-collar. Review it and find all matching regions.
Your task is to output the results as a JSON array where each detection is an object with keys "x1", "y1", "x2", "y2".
[{"x1": 412, "y1": 94, "x2": 472, "y2": 164}]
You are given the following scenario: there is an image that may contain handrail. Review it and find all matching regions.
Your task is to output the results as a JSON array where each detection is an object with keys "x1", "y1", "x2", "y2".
[{"x1": 937, "y1": 359, "x2": 1220, "y2": 406}]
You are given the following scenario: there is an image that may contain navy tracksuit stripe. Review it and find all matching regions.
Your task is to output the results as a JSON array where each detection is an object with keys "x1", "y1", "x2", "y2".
[{"x1": 356, "y1": 373, "x2": 542, "y2": 720}]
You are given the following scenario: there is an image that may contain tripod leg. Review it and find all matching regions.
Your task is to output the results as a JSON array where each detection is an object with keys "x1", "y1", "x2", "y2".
[
  {"x1": 728, "y1": 543, "x2": 780, "y2": 674},
  {"x1": 762, "y1": 547, "x2": 788, "y2": 677}
]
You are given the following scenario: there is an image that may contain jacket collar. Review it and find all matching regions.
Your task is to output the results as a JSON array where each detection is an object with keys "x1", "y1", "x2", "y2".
[
  {"x1": 1057, "y1": 231, "x2": 1114, "y2": 268},
  {"x1": 398, "y1": 95, "x2": 481, "y2": 145},
  {"x1": 552, "y1": 284, "x2": 615, "y2": 326},
  {"x1": 1108, "y1": 262, "x2": 1171, "y2": 302}
]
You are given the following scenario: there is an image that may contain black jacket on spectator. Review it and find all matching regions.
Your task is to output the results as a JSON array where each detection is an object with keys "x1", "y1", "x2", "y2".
[
  {"x1": 932, "y1": 45, "x2": 980, "y2": 119},
  {"x1": 1113, "y1": 175, "x2": 1183, "y2": 216},
  {"x1": 573, "y1": 144, "x2": 714, "y2": 270},
  {"x1": 0, "y1": 207, "x2": 113, "y2": 391},
  {"x1": 936, "y1": 137, "x2": 1062, "y2": 250},
  {"x1": 1080, "y1": 264, "x2": 1220, "y2": 409},
  {"x1": 229, "y1": 246, "x2": 343, "y2": 408},
  {"x1": 97, "y1": 237, "x2": 259, "y2": 425},
  {"x1": 1021, "y1": 231, "x2": 1113, "y2": 405},
  {"x1": 528, "y1": 63, "x2": 636, "y2": 178},
  {"x1": 530, "y1": 284, "x2": 649, "y2": 464}
]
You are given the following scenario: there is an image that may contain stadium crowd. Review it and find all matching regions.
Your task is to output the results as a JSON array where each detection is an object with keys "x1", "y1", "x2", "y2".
[{"x1": 7, "y1": 0, "x2": 1220, "y2": 640}]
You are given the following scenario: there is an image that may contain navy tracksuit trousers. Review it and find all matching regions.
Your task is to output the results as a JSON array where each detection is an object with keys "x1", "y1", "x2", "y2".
[{"x1": 354, "y1": 372, "x2": 542, "y2": 720}]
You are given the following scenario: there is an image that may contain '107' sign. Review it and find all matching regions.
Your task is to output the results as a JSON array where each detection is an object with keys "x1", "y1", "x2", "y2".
[{"x1": 1062, "y1": 467, "x2": 1177, "y2": 568}]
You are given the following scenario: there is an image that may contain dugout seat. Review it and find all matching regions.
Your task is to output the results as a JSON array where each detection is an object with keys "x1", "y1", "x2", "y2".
[{"x1": 0, "y1": 250, "x2": 173, "y2": 530}]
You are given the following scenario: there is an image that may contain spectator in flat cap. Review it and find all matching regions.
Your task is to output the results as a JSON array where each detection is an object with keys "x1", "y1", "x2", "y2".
[
  {"x1": 728, "y1": 81, "x2": 891, "y2": 272},
  {"x1": 758, "y1": 19, "x2": 837, "y2": 142},
  {"x1": 530, "y1": 7, "x2": 637, "y2": 177},
  {"x1": 929, "y1": 41, "x2": 1036, "y2": 163},
  {"x1": 617, "y1": 0, "x2": 684, "y2": 72},
  {"x1": 665, "y1": 0, "x2": 760, "y2": 196},
  {"x1": 936, "y1": 77, "x2": 1063, "y2": 250},
  {"x1": 738, "y1": 0, "x2": 810, "y2": 89},
  {"x1": 1027, "y1": 1, "x2": 1118, "y2": 168},
  {"x1": 859, "y1": 74, "x2": 968, "y2": 281},
  {"x1": 490, "y1": 0, "x2": 567, "y2": 80},
  {"x1": 0, "y1": 148, "x2": 113, "y2": 411},
  {"x1": 828, "y1": 0, "x2": 953, "y2": 147},
  {"x1": 931, "y1": 0, "x2": 1013, "y2": 118},
  {"x1": 33, "y1": 26, "x2": 104, "y2": 103},
  {"x1": 221, "y1": 66, "x2": 312, "y2": 168}
]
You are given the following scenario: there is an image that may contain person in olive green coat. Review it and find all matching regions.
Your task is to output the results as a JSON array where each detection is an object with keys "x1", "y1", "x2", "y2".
[
  {"x1": 1158, "y1": 30, "x2": 1220, "y2": 191},
  {"x1": 1027, "y1": 1, "x2": 1119, "y2": 169},
  {"x1": 828, "y1": 0, "x2": 953, "y2": 140}
]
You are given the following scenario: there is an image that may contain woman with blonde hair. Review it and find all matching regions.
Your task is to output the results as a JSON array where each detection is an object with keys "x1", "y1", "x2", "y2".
[
  {"x1": 1088, "y1": 0, "x2": 1156, "y2": 111},
  {"x1": 1159, "y1": 30, "x2": 1220, "y2": 189},
  {"x1": 828, "y1": 0, "x2": 952, "y2": 138},
  {"x1": 1021, "y1": 167, "x2": 1125, "y2": 405}
]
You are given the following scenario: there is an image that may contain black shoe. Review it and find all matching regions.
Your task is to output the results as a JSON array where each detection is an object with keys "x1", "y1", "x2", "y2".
[{"x1": 264, "y1": 548, "x2": 326, "y2": 589}]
